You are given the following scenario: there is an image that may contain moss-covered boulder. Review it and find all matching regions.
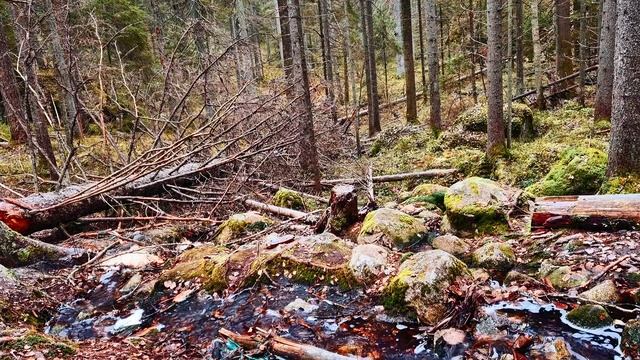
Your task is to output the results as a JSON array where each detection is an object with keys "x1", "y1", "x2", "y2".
[
  {"x1": 472, "y1": 242, "x2": 516, "y2": 271},
  {"x1": 622, "y1": 319, "x2": 640, "y2": 357},
  {"x1": 579, "y1": 280, "x2": 619, "y2": 303},
  {"x1": 272, "y1": 188, "x2": 305, "y2": 210},
  {"x1": 358, "y1": 208, "x2": 428, "y2": 249},
  {"x1": 402, "y1": 183, "x2": 448, "y2": 209},
  {"x1": 214, "y1": 212, "x2": 272, "y2": 244},
  {"x1": 431, "y1": 234, "x2": 471, "y2": 257},
  {"x1": 538, "y1": 261, "x2": 588, "y2": 290},
  {"x1": 348, "y1": 244, "x2": 390, "y2": 282},
  {"x1": 269, "y1": 233, "x2": 356, "y2": 289},
  {"x1": 382, "y1": 250, "x2": 471, "y2": 324},
  {"x1": 455, "y1": 103, "x2": 535, "y2": 138},
  {"x1": 526, "y1": 147, "x2": 607, "y2": 196},
  {"x1": 566, "y1": 304, "x2": 613, "y2": 329},
  {"x1": 443, "y1": 177, "x2": 512, "y2": 236}
]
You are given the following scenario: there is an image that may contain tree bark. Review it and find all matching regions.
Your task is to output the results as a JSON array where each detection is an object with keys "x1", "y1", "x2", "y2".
[
  {"x1": 607, "y1": 0, "x2": 640, "y2": 176},
  {"x1": 319, "y1": 0, "x2": 337, "y2": 122},
  {"x1": 468, "y1": 0, "x2": 478, "y2": 104},
  {"x1": 0, "y1": 15, "x2": 28, "y2": 144},
  {"x1": 555, "y1": 0, "x2": 574, "y2": 83},
  {"x1": 577, "y1": 0, "x2": 587, "y2": 106},
  {"x1": 425, "y1": 0, "x2": 442, "y2": 133},
  {"x1": 0, "y1": 222, "x2": 80, "y2": 267},
  {"x1": 400, "y1": 0, "x2": 417, "y2": 123},
  {"x1": 417, "y1": 0, "x2": 428, "y2": 105},
  {"x1": 514, "y1": 0, "x2": 525, "y2": 94},
  {"x1": 276, "y1": 0, "x2": 293, "y2": 80},
  {"x1": 593, "y1": 0, "x2": 616, "y2": 121},
  {"x1": 359, "y1": 0, "x2": 381, "y2": 136},
  {"x1": 289, "y1": 0, "x2": 322, "y2": 186},
  {"x1": 486, "y1": 0, "x2": 506, "y2": 158},
  {"x1": 531, "y1": 0, "x2": 545, "y2": 109},
  {"x1": 506, "y1": 0, "x2": 513, "y2": 148},
  {"x1": 393, "y1": 1, "x2": 405, "y2": 77}
]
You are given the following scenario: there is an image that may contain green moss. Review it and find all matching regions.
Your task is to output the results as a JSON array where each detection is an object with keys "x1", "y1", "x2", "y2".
[
  {"x1": 359, "y1": 209, "x2": 427, "y2": 249},
  {"x1": 381, "y1": 269, "x2": 413, "y2": 315},
  {"x1": 0, "y1": 331, "x2": 76, "y2": 357},
  {"x1": 600, "y1": 175, "x2": 640, "y2": 194},
  {"x1": 566, "y1": 305, "x2": 613, "y2": 329},
  {"x1": 214, "y1": 212, "x2": 272, "y2": 243},
  {"x1": 623, "y1": 319, "x2": 640, "y2": 355},
  {"x1": 272, "y1": 188, "x2": 305, "y2": 210},
  {"x1": 526, "y1": 147, "x2": 607, "y2": 196}
]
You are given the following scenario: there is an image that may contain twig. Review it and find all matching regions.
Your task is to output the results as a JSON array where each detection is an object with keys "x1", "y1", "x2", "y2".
[{"x1": 577, "y1": 255, "x2": 630, "y2": 291}]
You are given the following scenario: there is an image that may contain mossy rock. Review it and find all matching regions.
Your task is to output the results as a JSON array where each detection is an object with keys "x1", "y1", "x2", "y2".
[
  {"x1": 382, "y1": 250, "x2": 471, "y2": 324},
  {"x1": 358, "y1": 208, "x2": 428, "y2": 249},
  {"x1": 538, "y1": 260, "x2": 588, "y2": 290},
  {"x1": 622, "y1": 319, "x2": 640, "y2": 357},
  {"x1": 272, "y1": 188, "x2": 305, "y2": 210},
  {"x1": 454, "y1": 103, "x2": 535, "y2": 138},
  {"x1": 214, "y1": 212, "x2": 273, "y2": 244},
  {"x1": 579, "y1": 280, "x2": 619, "y2": 303},
  {"x1": 443, "y1": 177, "x2": 512, "y2": 236},
  {"x1": 566, "y1": 304, "x2": 613, "y2": 329},
  {"x1": 402, "y1": 183, "x2": 448, "y2": 209},
  {"x1": 0, "y1": 330, "x2": 76, "y2": 357},
  {"x1": 472, "y1": 242, "x2": 516, "y2": 271},
  {"x1": 600, "y1": 175, "x2": 640, "y2": 194},
  {"x1": 526, "y1": 147, "x2": 607, "y2": 196},
  {"x1": 266, "y1": 233, "x2": 356, "y2": 289}
]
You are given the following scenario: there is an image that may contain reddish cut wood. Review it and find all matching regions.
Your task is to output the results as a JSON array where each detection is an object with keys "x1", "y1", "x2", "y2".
[{"x1": 531, "y1": 194, "x2": 640, "y2": 231}]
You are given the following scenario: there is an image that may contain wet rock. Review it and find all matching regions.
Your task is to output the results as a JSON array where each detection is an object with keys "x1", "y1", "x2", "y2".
[
  {"x1": 98, "y1": 250, "x2": 163, "y2": 269},
  {"x1": 401, "y1": 183, "x2": 448, "y2": 209},
  {"x1": 214, "y1": 211, "x2": 272, "y2": 244},
  {"x1": 472, "y1": 242, "x2": 515, "y2": 271},
  {"x1": 566, "y1": 304, "x2": 613, "y2": 328},
  {"x1": 431, "y1": 234, "x2": 471, "y2": 257},
  {"x1": 284, "y1": 298, "x2": 319, "y2": 313},
  {"x1": 526, "y1": 147, "x2": 607, "y2": 196},
  {"x1": 120, "y1": 273, "x2": 142, "y2": 294},
  {"x1": 443, "y1": 177, "x2": 512, "y2": 236},
  {"x1": 348, "y1": 244, "x2": 390, "y2": 282},
  {"x1": 530, "y1": 338, "x2": 572, "y2": 360},
  {"x1": 268, "y1": 233, "x2": 356, "y2": 289},
  {"x1": 382, "y1": 250, "x2": 471, "y2": 325},
  {"x1": 272, "y1": 188, "x2": 305, "y2": 210},
  {"x1": 622, "y1": 319, "x2": 640, "y2": 356},
  {"x1": 579, "y1": 280, "x2": 619, "y2": 303},
  {"x1": 538, "y1": 261, "x2": 588, "y2": 290},
  {"x1": 358, "y1": 208, "x2": 427, "y2": 249}
]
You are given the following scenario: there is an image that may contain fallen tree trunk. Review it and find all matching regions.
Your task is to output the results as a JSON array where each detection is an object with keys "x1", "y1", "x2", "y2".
[
  {"x1": 219, "y1": 328, "x2": 367, "y2": 360},
  {"x1": 243, "y1": 199, "x2": 318, "y2": 224},
  {"x1": 0, "y1": 162, "x2": 221, "y2": 234},
  {"x1": 513, "y1": 65, "x2": 598, "y2": 102},
  {"x1": 531, "y1": 194, "x2": 640, "y2": 231},
  {"x1": 0, "y1": 222, "x2": 83, "y2": 267},
  {"x1": 304, "y1": 169, "x2": 457, "y2": 187}
]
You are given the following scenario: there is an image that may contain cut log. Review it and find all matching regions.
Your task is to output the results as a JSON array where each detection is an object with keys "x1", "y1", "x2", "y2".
[
  {"x1": 531, "y1": 194, "x2": 640, "y2": 231},
  {"x1": 316, "y1": 185, "x2": 358, "y2": 234},
  {"x1": 0, "y1": 222, "x2": 83, "y2": 267},
  {"x1": 0, "y1": 162, "x2": 220, "y2": 234},
  {"x1": 219, "y1": 328, "x2": 367, "y2": 360},
  {"x1": 305, "y1": 169, "x2": 457, "y2": 187}
]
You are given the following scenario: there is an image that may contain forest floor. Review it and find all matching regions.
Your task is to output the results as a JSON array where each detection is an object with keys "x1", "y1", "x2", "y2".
[{"x1": 2, "y1": 95, "x2": 640, "y2": 360}]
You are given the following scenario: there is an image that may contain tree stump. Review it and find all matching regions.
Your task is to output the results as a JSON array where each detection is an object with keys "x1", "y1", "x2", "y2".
[{"x1": 316, "y1": 185, "x2": 358, "y2": 235}]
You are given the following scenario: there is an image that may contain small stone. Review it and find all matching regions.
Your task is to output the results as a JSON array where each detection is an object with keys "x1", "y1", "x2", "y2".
[
  {"x1": 348, "y1": 244, "x2": 389, "y2": 281},
  {"x1": 566, "y1": 304, "x2": 613, "y2": 329},
  {"x1": 431, "y1": 234, "x2": 471, "y2": 257},
  {"x1": 579, "y1": 280, "x2": 619, "y2": 303},
  {"x1": 284, "y1": 298, "x2": 318, "y2": 313},
  {"x1": 121, "y1": 273, "x2": 143, "y2": 294},
  {"x1": 472, "y1": 242, "x2": 515, "y2": 271}
]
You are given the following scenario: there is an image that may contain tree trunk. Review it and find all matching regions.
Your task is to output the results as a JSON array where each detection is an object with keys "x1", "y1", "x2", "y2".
[
  {"x1": 577, "y1": 0, "x2": 587, "y2": 106},
  {"x1": 425, "y1": 0, "x2": 442, "y2": 133},
  {"x1": 555, "y1": 0, "x2": 574, "y2": 83},
  {"x1": 319, "y1": 0, "x2": 337, "y2": 122},
  {"x1": 43, "y1": 0, "x2": 78, "y2": 143},
  {"x1": 506, "y1": 0, "x2": 513, "y2": 148},
  {"x1": 289, "y1": 0, "x2": 322, "y2": 186},
  {"x1": 468, "y1": 0, "x2": 478, "y2": 104},
  {"x1": 593, "y1": 0, "x2": 616, "y2": 121},
  {"x1": 531, "y1": 0, "x2": 545, "y2": 109},
  {"x1": 276, "y1": 0, "x2": 294, "y2": 80},
  {"x1": 514, "y1": 0, "x2": 524, "y2": 94},
  {"x1": 400, "y1": 0, "x2": 417, "y2": 123},
  {"x1": 417, "y1": 0, "x2": 428, "y2": 104},
  {"x1": 607, "y1": 0, "x2": 640, "y2": 176},
  {"x1": 359, "y1": 0, "x2": 381, "y2": 136},
  {"x1": 235, "y1": 0, "x2": 255, "y2": 92},
  {"x1": 486, "y1": 0, "x2": 506, "y2": 158},
  {"x1": 0, "y1": 222, "x2": 81, "y2": 267},
  {"x1": 393, "y1": 1, "x2": 405, "y2": 77},
  {"x1": 0, "y1": 15, "x2": 28, "y2": 144}
]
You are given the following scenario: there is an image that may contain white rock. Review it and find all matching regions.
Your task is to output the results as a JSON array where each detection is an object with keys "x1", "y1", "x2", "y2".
[
  {"x1": 99, "y1": 251, "x2": 163, "y2": 269},
  {"x1": 349, "y1": 244, "x2": 390, "y2": 281}
]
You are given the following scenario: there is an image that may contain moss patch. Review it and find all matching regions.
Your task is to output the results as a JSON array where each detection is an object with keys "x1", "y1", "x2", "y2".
[
  {"x1": 0, "y1": 330, "x2": 76, "y2": 357},
  {"x1": 566, "y1": 305, "x2": 613, "y2": 329},
  {"x1": 359, "y1": 208, "x2": 427, "y2": 249},
  {"x1": 272, "y1": 188, "x2": 305, "y2": 210},
  {"x1": 214, "y1": 212, "x2": 272, "y2": 244}
]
